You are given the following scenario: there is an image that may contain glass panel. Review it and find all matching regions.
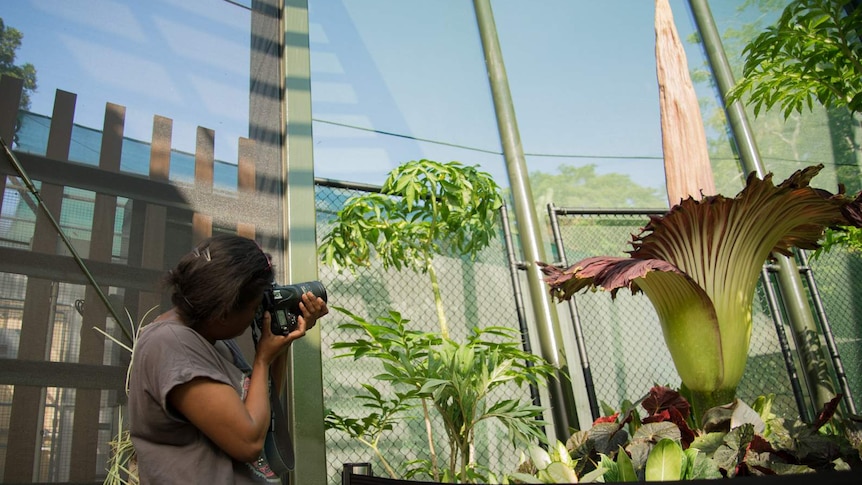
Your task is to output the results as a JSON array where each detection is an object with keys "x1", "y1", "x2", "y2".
[
  {"x1": 309, "y1": 2, "x2": 517, "y2": 482},
  {"x1": 308, "y1": 0, "x2": 504, "y2": 187},
  {"x1": 0, "y1": 1, "x2": 261, "y2": 481},
  {"x1": 494, "y1": 0, "x2": 672, "y2": 212},
  {"x1": 708, "y1": 0, "x2": 862, "y2": 415},
  {"x1": 708, "y1": 0, "x2": 861, "y2": 192},
  {"x1": 3, "y1": 0, "x2": 252, "y2": 174}
]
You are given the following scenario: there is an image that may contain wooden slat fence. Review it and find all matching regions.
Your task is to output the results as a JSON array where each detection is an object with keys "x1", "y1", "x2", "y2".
[{"x1": 0, "y1": 74, "x2": 268, "y2": 483}]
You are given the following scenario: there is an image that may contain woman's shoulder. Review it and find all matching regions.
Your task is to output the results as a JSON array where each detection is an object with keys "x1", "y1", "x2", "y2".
[
  {"x1": 136, "y1": 318, "x2": 209, "y2": 359},
  {"x1": 140, "y1": 317, "x2": 193, "y2": 340}
]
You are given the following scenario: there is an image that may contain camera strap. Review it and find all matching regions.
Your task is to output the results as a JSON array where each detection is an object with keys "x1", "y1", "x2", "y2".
[{"x1": 224, "y1": 338, "x2": 295, "y2": 476}]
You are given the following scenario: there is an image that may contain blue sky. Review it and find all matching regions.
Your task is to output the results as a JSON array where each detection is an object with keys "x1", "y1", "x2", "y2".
[{"x1": 2, "y1": 0, "x2": 765, "y2": 192}]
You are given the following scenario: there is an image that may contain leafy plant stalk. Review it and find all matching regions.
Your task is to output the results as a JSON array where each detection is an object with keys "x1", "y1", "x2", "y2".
[
  {"x1": 324, "y1": 384, "x2": 408, "y2": 479},
  {"x1": 426, "y1": 258, "x2": 448, "y2": 339},
  {"x1": 323, "y1": 159, "x2": 548, "y2": 481},
  {"x1": 319, "y1": 159, "x2": 504, "y2": 340},
  {"x1": 326, "y1": 307, "x2": 556, "y2": 482}
]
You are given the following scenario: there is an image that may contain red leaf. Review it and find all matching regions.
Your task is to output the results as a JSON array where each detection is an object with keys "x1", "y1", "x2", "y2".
[
  {"x1": 812, "y1": 394, "x2": 843, "y2": 430},
  {"x1": 748, "y1": 434, "x2": 776, "y2": 454},
  {"x1": 643, "y1": 409, "x2": 671, "y2": 424},
  {"x1": 642, "y1": 385, "x2": 691, "y2": 420},
  {"x1": 592, "y1": 411, "x2": 620, "y2": 426},
  {"x1": 538, "y1": 258, "x2": 680, "y2": 301}
]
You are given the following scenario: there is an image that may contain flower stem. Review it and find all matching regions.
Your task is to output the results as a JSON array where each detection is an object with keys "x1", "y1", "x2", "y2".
[{"x1": 687, "y1": 387, "x2": 737, "y2": 425}]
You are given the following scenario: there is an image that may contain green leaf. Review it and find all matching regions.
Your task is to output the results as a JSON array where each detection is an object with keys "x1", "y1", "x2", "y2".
[
  {"x1": 683, "y1": 448, "x2": 722, "y2": 480},
  {"x1": 615, "y1": 445, "x2": 638, "y2": 482},
  {"x1": 545, "y1": 462, "x2": 578, "y2": 484},
  {"x1": 589, "y1": 422, "x2": 631, "y2": 455},
  {"x1": 553, "y1": 440, "x2": 572, "y2": 466},
  {"x1": 527, "y1": 444, "x2": 552, "y2": 470},
  {"x1": 690, "y1": 431, "x2": 725, "y2": 456},
  {"x1": 645, "y1": 438, "x2": 684, "y2": 481},
  {"x1": 712, "y1": 424, "x2": 755, "y2": 477},
  {"x1": 508, "y1": 472, "x2": 543, "y2": 484},
  {"x1": 579, "y1": 466, "x2": 608, "y2": 483},
  {"x1": 598, "y1": 453, "x2": 619, "y2": 482},
  {"x1": 632, "y1": 421, "x2": 681, "y2": 444}
]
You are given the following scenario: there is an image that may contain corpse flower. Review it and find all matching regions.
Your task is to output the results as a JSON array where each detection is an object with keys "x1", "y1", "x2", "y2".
[{"x1": 539, "y1": 165, "x2": 862, "y2": 417}]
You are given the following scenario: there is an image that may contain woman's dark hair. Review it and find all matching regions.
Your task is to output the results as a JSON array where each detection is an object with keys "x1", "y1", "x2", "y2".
[{"x1": 164, "y1": 234, "x2": 274, "y2": 328}]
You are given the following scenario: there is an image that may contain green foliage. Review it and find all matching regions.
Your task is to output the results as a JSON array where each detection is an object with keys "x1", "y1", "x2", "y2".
[
  {"x1": 324, "y1": 382, "x2": 420, "y2": 479},
  {"x1": 509, "y1": 386, "x2": 860, "y2": 483},
  {"x1": 324, "y1": 307, "x2": 557, "y2": 483},
  {"x1": 319, "y1": 159, "x2": 503, "y2": 275},
  {"x1": 726, "y1": 0, "x2": 862, "y2": 117},
  {"x1": 814, "y1": 226, "x2": 862, "y2": 258},
  {"x1": 0, "y1": 17, "x2": 38, "y2": 110},
  {"x1": 527, "y1": 164, "x2": 666, "y2": 210},
  {"x1": 319, "y1": 159, "x2": 504, "y2": 339},
  {"x1": 104, "y1": 411, "x2": 138, "y2": 485},
  {"x1": 645, "y1": 438, "x2": 684, "y2": 481},
  {"x1": 509, "y1": 441, "x2": 584, "y2": 484}
]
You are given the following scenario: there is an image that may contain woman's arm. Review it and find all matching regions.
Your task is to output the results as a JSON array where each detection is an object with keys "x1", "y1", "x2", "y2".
[
  {"x1": 168, "y1": 293, "x2": 327, "y2": 463},
  {"x1": 168, "y1": 376, "x2": 270, "y2": 462}
]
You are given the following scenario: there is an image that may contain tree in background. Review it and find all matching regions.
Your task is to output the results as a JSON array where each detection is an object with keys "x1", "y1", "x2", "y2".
[
  {"x1": 689, "y1": 1, "x2": 861, "y2": 196},
  {"x1": 726, "y1": 0, "x2": 861, "y2": 118},
  {"x1": 0, "y1": 17, "x2": 38, "y2": 110},
  {"x1": 528, "y1": 164, "x2": 666, "y2": 211},
  {"x1": 726, "y1": 0, "x2": 862, "y2": 253},
  {"x1": 521, "y1": 164, "x2": 667, "y2": 258}
]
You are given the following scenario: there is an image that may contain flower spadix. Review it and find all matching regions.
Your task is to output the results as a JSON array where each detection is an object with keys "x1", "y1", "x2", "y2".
[{"x1": 540, "y1": 165, "x2": 862, "y2": 407}]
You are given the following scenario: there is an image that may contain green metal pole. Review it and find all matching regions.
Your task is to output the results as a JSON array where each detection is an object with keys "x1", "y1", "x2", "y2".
[
  {"x1": 688, "y1": 0, "x2": 835, "y2": 415},
  {"x1": 282, "y1": 1, "x2": 327, "y2": 483},
  {"x1": 472, "y1": 0, "x2": 579, "y2": 439}
]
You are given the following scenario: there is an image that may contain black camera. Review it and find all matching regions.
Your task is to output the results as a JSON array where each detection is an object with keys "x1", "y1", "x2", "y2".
[{"x1": 253, "y1": 281, "x2": 328, "y2": 335}]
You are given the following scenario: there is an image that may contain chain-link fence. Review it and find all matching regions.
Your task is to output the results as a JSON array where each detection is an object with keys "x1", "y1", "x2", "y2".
[{"x1": 804, "y1": 249, "x2": 862, "y2": 414}]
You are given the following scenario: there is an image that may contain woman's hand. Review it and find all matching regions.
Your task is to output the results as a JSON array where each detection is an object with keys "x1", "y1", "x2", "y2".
[
  {"x1": 254, "y1": 292, "x2": 327, "y2": 365},
  {"x1": 253, "y1": 311, "x2": 293, "y2": 366},
  {"x1": 295, "y1": 291, "x2": 328, "y2": 333}
]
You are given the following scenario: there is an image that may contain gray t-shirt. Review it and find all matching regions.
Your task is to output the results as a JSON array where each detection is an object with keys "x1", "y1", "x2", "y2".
[{"x1": 128, "y1": 319, "x2": 269, "y2": 484}]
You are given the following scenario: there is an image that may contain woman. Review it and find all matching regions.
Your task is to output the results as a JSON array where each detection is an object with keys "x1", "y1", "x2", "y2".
[{"x1": 128, "y1": 234, "x2": 328, "y2": 484}]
